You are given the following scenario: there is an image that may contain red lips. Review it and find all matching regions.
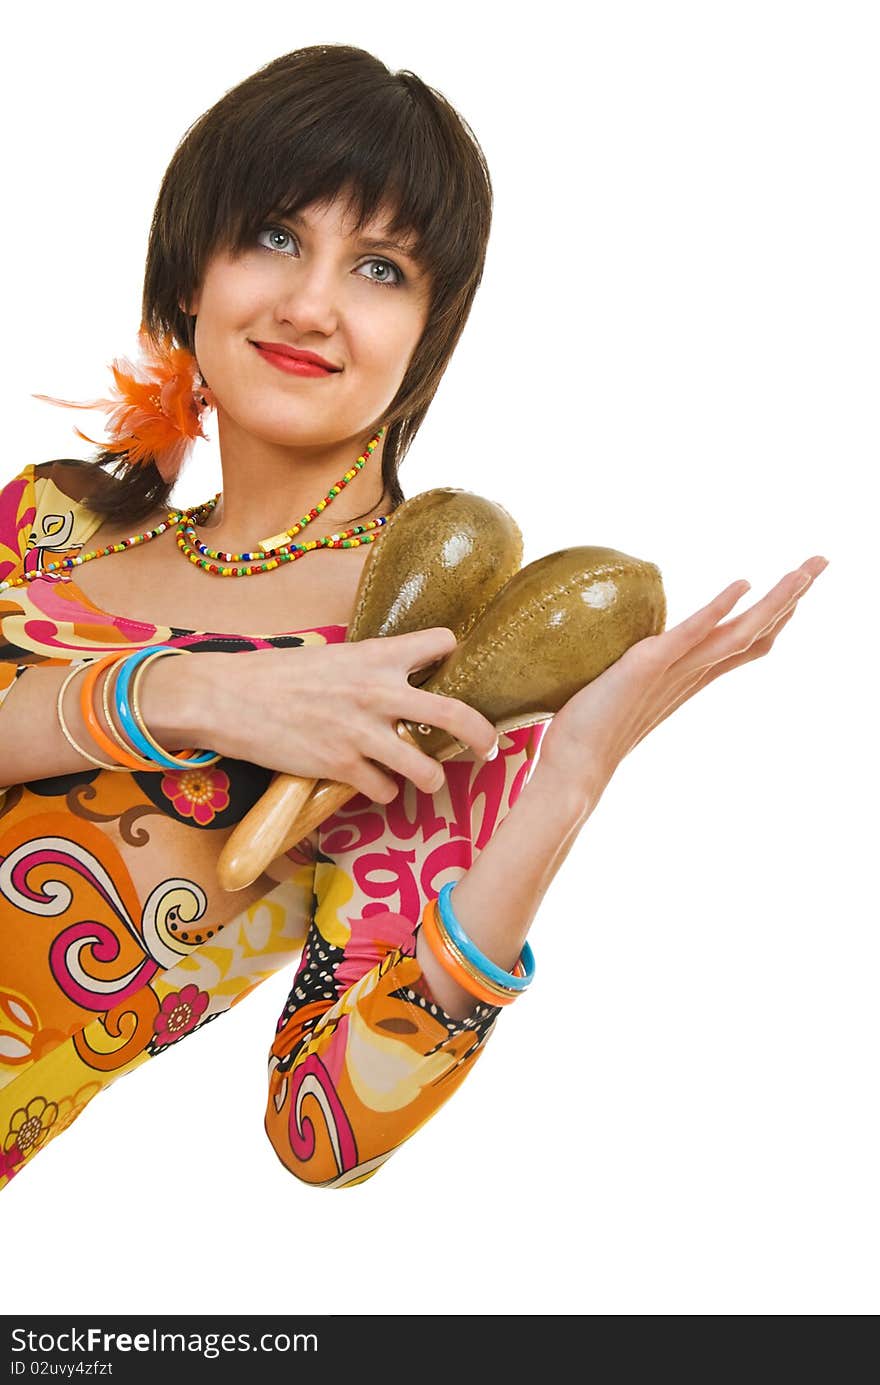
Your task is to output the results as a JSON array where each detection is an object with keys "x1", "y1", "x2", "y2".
[{"x1": 250, "y1": 341, "x2": 341, "y2": 371}]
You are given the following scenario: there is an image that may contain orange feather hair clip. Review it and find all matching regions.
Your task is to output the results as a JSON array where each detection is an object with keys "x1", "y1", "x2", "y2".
[{"x1": 32, "y1": 324, "x2": 215, "y2": 484}]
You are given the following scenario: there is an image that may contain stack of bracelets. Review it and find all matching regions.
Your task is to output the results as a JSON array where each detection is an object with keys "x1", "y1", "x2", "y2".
[
  {"x1": 56, "y1": 645, "x2": 221, "y2": 773},
  {"x1": 419, "y1": 881, "x2": 536, "y2": 1007}
]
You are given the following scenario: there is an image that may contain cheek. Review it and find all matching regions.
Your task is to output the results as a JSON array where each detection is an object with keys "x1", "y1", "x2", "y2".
[
  {"x1": 360, "y1": 308, "x2": 425, "y2": 373},
  {"x1": 201, "y1": 259, "x2": 269, "y2": 324}
]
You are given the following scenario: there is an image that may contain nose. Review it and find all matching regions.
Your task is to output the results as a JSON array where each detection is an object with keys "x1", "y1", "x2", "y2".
[{"x1": 272, "y1": 260, "x2": 340, "y2": 337}]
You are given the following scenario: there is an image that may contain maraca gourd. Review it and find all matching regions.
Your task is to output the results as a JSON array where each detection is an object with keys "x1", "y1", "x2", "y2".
[
  {"x1": 216, "y1": 488, "x2": 524, "y2": 892},
  {"x1": 258, "y1": 544, "x2": 667, "y2": 859}
]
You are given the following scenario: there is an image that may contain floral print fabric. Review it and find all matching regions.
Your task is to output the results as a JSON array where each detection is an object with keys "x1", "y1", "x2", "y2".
[{"x1": 0, "y1": 461, "x2": 545, "y2": 1190}]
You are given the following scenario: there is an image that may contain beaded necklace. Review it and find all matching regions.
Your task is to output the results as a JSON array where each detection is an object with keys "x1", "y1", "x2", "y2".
[{"x1": 0, "y1": 427, "x2": 390, "y2": 593}]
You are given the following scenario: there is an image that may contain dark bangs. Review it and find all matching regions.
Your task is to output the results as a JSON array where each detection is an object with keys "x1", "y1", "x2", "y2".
[{"x1": 190, "y1": 62, "x2": 476, "y2": 299}]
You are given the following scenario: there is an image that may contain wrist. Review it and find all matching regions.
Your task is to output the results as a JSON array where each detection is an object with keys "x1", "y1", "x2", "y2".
[
  {"x1": 415, "y1": 927, "x2": 481, "y2": 1022},
  {"x1": 529, "y1": 748, "x2": 609, "y2": 828},
  {"x1": 138, "y1": 650, "x2": 215, "y2": 756}
]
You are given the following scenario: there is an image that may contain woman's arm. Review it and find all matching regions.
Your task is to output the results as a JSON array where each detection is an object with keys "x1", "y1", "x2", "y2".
[
  {"x1": 262, "y1": 557, "x2": 828, "y2": 1188},
  {"x1": 415, "y1": 750, "x2": 597, "y2": 1018},
  {"x1": 0, "y1": 653, "x2": 197, "y2": 790},
  {"x1": 262, "y1": 723, "x2": 597, "y2": 1187},
  {"x1": 429, "y1": 558, "x2": 830, "y2": 1022}
]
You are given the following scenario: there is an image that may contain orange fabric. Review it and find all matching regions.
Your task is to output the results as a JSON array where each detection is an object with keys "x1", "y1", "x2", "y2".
[{"x1": 1, "y1": 460, "x2": 546, "y2": 1191}]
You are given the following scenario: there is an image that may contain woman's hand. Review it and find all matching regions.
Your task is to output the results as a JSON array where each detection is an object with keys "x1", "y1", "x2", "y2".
[
  {"x1": 536, "y1": 554, "x2": 830, "y2": 799},
  {"x1": 194, "y1": 626, "x2": 499, "y2": 804}
]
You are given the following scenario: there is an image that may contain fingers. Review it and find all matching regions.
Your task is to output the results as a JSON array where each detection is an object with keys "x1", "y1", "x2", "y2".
[
  {"x1": 629, "y1": 563, "x2": 821, "y2": 751},
  {"x1": 398, "y1": 686, "x2": 498, "y2": 759},
  {"x1": 750, "y1": 578, "x2": 809, "y2": 643},
  {"x1": 739, "y1": 555, "x2": 829, "y2": 623},
  {"x1": 387, "y1": 626, "x2": 460, "y2": 676},
  {"x1": 660, "y1": 556, "x2": 829, "y2": 668},
  {"x1": 389, "y1": 732, "x2": 448, "y2": 794},
  {"x1": 317, "y1": 729, "x2": 398, "y2": 802},
  {"x1": 716, "y1": 559, "x2": 826, "y2": 654},
  {"x1": 707, "y1": 570, "x2": 808, "y2": 660},
  {"x1": 347, "y1": 761, "x2": 401, "y2": 805},
  {"x1": 368, "y1": 629, "x2": 499, "y2": 759},
  {"x1": 335, "y1": 629, "x2": 497, "y2": 802},
  {"x1": 353, "y1": 723, "x2": 446, "y2": 799},
  {"x1": 656, "y1": 580, "x2": 753, "y2": 662}
]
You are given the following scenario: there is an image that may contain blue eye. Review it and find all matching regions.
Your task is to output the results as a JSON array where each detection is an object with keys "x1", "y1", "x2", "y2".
[
  {"x1": 256, "y1": 225, "x2": 404, "y2": 288},
  {"x1": 259, "y1": 225, "x2": 295, "y2": 254}
]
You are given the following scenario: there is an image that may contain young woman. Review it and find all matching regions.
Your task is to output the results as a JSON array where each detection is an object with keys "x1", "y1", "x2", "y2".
[{"x1": 0, "y1": 44, "x2": 828, "y2": 1192}]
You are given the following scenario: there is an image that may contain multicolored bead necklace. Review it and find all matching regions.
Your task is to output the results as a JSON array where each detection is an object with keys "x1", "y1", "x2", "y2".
[{"x1": 0, "y1": 427, "x2": 389, "y2": 593}]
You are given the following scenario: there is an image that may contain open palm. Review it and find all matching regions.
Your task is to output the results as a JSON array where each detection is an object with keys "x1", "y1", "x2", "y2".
[{"x1": 537, "y1": 555, "x2": 829, "y2": 795}]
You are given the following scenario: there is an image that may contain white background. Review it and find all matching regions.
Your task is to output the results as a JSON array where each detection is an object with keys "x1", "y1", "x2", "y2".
[{"x1": 1, "y1": 0, "x2": 875, "y2": 1316}]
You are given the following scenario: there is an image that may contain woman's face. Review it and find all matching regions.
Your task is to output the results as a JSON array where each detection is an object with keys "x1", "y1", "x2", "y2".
[{"x1": 183, "y1": 192, "x2": 431, "y2": 448}]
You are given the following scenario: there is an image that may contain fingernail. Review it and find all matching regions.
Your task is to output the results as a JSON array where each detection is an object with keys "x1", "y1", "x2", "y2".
[{"x1": 486, "y1": 739, "x2": 499, "y2": 761}]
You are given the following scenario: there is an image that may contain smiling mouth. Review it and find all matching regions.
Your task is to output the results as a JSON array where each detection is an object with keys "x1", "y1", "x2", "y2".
[
  {"x1": 250, "y1": 342, "x2": 341, "y2": 377},
  {"x1": 250, "y1": 340, "x2": 341, "y2": 370}
]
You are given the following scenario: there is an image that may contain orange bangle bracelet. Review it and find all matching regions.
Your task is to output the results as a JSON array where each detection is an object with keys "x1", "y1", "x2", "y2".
[
  {"x1": 56, "y1": 662, "x2": 126, "y2": 772},
  {"x1": 427, "y1": 894, "x2": 527, "y2": 1000},
  {"x1": 435, "y1": 906, "x2": 528, "y2": 1001},
  {"x1": 80, "y1": 654, "x2": 157, "y2": 770},
  {"x1": 419, "y1": 897, "x2": 517, "y2": 1007},
  {"x1": 86, "y1": 651, "x2": 203, "y2": 772}
]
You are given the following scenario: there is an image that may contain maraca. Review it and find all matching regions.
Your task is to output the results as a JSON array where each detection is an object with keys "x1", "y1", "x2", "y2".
[
  {"x1": 239, "y1": 545, "x2": 667, "y2": 862},
  {"x1": 216, "y1": 488, "x2": 524, "y2": 892}
]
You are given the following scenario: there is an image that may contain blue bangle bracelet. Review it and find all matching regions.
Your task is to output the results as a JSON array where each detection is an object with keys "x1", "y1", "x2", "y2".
[
  {"x1": 437, "y1": 881, "x2": 535, "y2": 992},
  {"x1": 113, "y1": 647, "x2": 217, "y2": 771}
]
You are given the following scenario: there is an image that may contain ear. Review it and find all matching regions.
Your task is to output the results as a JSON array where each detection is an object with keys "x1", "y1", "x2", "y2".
[{"x1": 178, "y1": 291, "x2": 200, "y2": 316}]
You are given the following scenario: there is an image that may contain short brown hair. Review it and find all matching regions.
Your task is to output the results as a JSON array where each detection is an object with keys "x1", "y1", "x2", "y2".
[{"x1": 70, "y1": 43, "x2": 493, "y2": 524}]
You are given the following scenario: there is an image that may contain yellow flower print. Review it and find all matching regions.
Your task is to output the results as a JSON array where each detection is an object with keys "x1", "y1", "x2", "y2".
[
  {"x1": 55, "y1": 1081, "x2": 102, "y2": 1136},
  {"x1": 5, "y1": 1096, "x2": 59, "y2": 1158}
]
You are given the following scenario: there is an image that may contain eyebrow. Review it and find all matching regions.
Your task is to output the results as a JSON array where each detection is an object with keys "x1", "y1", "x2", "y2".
[{"x1": 270, "y1": 209, "x2": 419, "y2": 262}]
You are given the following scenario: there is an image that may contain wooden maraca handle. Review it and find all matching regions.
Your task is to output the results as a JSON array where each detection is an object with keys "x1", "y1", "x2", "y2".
[
  {"x1": 215, "y1": 699, "x2": 475, "y2": 892},
  {"x1": 274, "y1": 778, "x2": 363, "y2": 859},
  {"x1": 268, "y1": 722, "x2": 462, "y2": 860},
  {"x1": 216, "y1": 771, "x2": 318, "y2": 892},
  {"x1": 217, "y1": 724, "x2": 438, "y2": 890}
]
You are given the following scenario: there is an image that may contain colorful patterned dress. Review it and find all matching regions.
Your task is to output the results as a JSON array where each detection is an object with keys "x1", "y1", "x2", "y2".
[{"x1": 0, "y1": 460, "x2": 545, "y2": 1191}]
